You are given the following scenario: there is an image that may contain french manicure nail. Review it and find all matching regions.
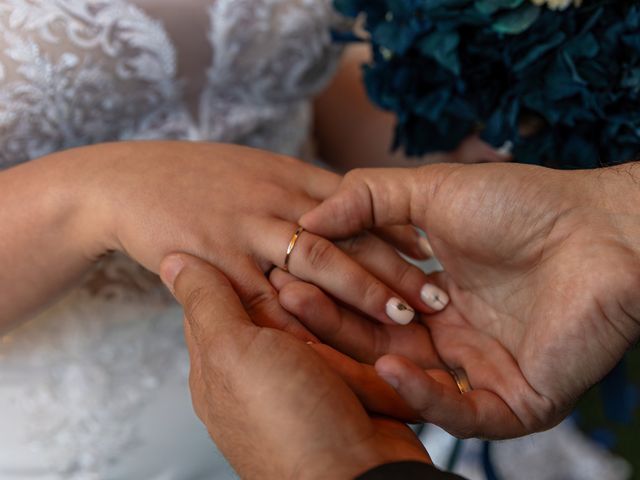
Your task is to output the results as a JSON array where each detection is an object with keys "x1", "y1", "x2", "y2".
[
  {"x1": 378, "y1": 371, "x2": 400, "y2": 389},
  {"x1": 418, "y1": 237, "x2": 434, "y2": 257},
  {"x1": 385, "y1": 297, "x2": 415, "y2": 325},
  {"x1": 420, "y1": 284, "x2": 450, "y2": 311}
]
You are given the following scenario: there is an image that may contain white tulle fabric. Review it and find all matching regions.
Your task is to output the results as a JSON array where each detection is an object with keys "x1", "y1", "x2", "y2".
[{"x1": 0, "y1": 1, "x2": 340, "y2": 478}]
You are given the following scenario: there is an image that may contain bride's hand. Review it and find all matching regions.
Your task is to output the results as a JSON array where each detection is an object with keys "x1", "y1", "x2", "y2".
[
  {"x1": 269, "y1": 267, "x2": 441, "y2": 422},
  {"x1": 298, "y1": 163, "x2": 640, "y2": 438},
  {"x1": 74, "y1": 141, "x2": 439, "y2": 339}
]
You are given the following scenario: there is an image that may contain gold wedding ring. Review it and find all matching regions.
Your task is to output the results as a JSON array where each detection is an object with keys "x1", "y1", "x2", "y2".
[
  {"x1": 450, "y1": 368, "x2": 472, "y2": 395},
  {"x1": 283, "y1": 226, "x2": 305, "y2": 272}
]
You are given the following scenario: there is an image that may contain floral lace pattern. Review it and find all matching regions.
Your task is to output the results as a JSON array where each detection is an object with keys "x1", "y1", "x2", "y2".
[
  {"x1": 0, "y1": 1, "x2": 341, "y2": 477},
  {"x1": 0, "y1": 0, "x2": 341, "y2": 166},
  {"x1": 0, "y1": 254, "x2": 194, "y2": 478},
  {"x1": 0, "y1": 0, "x2": 181, "y2": 164}
]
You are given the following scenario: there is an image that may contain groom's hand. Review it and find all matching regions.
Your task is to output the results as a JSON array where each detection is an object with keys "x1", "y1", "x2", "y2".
[
  {"x1": 159, "y1": 253, "x2": 431, "y2": 480},
  {"x1": 299, "y1": 162, "x2": 640, "y2": 439}
]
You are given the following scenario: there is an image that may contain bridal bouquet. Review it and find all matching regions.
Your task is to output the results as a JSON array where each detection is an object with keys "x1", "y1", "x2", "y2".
[{"x1": 335, "y1": 0, "x2": 640, "y2": 168}]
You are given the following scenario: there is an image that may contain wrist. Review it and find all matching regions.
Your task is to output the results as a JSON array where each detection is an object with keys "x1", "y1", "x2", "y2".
[
  {"x1": 590, "y1": 162, "x2": 640, "y2": 255},
  {"x1": 585, "y1": 162, "x2": 640, "y2": 336},
  {"x1": 42, "y1": 144, "x2": 119, "y2": 260}
]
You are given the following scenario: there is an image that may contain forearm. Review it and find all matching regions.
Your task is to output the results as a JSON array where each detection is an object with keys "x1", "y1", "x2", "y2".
[
  {"x1": 313, "y1": 45, "x2": 502, "y2": 171},
  {"x1": 313, "y1": 45, "x2": 429, "y2": 172},
  {"x1": 0, "y1": 147, "x2": 109, "y2": 330}
]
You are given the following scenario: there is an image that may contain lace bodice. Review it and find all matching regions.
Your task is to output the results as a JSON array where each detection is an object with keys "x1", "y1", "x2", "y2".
[
  {"x1": 0, "y1": 0, "x2": 341, "y2": 166},
  {"x1": 0, "y1": 1, "x2": 341, "y2": 478}
]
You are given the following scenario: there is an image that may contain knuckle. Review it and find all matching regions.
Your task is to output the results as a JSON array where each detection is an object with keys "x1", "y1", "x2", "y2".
[
  {"x1": 524, "y1": 396, "x2": 558, "y2": 432},
  {"x1": 394, "y1": 260, "x2": 420, "y2": 287},
  {"x1": 452, "y1": 425, "x2": 477, "y2": 440},
  {"x1": 184, "y1": 286, "x2": 211, "y2": 325},
  {"x1": 338, "y1": 233, "x2": 371, "y2": 256},
  {"x1": 344, "y1": 168, "x2": 368, "y2": 184},
  {"x1": 340, "y1": 170, "x2": 375, "y2": 230},
  {"x1": 304, "y1": 237, "x2": 337, "y2": 272},
  {"x1": 372, "y1": 328, "x2": 392, "y2": 358},
  {"x1": 361, "y1": 277, "x2": 388, "y2": 305},
  {"x1": 243, "y1": 288, "x2": 301, "y2": 333},
  {"x1": 435, "y1": 410, "x2": 478, "y2": 440},
  {"x1": 244, "y1": 287, "x2": 279, "y2": 316}
]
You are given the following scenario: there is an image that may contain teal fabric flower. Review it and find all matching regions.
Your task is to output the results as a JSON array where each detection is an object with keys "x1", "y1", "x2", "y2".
[{"x1": 335, "y1": 0, "x2": 640, "y2": 168}]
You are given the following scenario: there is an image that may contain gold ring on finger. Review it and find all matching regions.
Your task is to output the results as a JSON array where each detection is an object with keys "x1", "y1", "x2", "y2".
[
  {"x1": 450, "y1": 368, "x2": 472, "y2": 395},
  {"x1": 283, "y1": 226, "x2": 305, "y2": 272}
]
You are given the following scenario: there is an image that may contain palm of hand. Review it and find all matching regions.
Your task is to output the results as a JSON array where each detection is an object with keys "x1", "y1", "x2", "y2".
[
  {"x1": 168, "y1": 255, "x2": 431, "y2": 480},
  {"x1": 295, "y1": 163, "x2": 640, "y2": 439},
  {"x1": 417, "y1": 164, "x2": 640, "y2": 436}
]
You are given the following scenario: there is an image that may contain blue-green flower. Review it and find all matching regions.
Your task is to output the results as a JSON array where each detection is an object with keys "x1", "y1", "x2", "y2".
[
  {"x1": 531, "y1": 0, "x2": 582, "y2": 11},
  {"x1": 335, "y1": 0, "x2": 640, "y2": 168}
]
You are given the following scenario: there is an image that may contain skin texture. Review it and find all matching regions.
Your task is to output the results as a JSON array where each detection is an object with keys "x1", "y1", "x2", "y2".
[
  {"x1": 297, "y1": 162, "x2": 640, "y2": 439},
  {"x1": 0, "y1": 43, "x2": 504, "y2": 332},
  {"x1": 160, "y1": 253, "x2": 432, "y2": 480},
  {"x1": 0, "y1": 141, "x2": 438, "y2": 334}
]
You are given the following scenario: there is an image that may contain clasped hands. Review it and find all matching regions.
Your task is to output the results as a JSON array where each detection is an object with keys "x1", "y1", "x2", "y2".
[{"x1": 160, "y1": 160, "x2": 640, "y2": 479}]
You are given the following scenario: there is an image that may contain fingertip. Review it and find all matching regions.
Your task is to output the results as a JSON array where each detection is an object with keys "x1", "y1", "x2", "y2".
[
  {"x1": 420, "y1": 283, "x2": 450, "y2": 313},
  {"x1": 375, "y1": 355, "x2": 441, "y2": 403},
  {"x1": 278, "y1": 282, "x2": 306, "y2": 314},
  {"x1": 278, "y1": 281, "x2": 323, "y2": 317},
  {"x1": 385, "y1": 297, "x2": 416, "y2": 325},
  {"x1": 268, "y1": 268, "x2": 298, "y2": 291},
  {"x1": 159, "y1": 253, "x2": 187, "y2": 293},
  {"x1": 160, "y1": 253, "x2": 232, "y2": 300},
  {"x1": 299, "y1": 203, "x2": 335, "y2": 235},
  {"x1": 299, "y1": 191, "x2": 365, "y2": 239},
  {"x1": 375, "y1": 354, "x2": 414, "y2": 382},
  {"x1": 375, "y1": 355, "x2": 424, "y2": 396},
  {"x1": 298, "y1": 209, "x2": 316, "y2": 231}
]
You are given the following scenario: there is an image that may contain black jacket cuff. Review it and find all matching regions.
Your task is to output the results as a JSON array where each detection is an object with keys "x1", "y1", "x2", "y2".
[{"x1": 356, "y1": 461, "x2": 466, "y2": 479}]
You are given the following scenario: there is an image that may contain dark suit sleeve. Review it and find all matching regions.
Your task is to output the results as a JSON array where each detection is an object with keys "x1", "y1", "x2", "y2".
[{"x1": 356, "y1": 461, "x2": 466, "y2": 479}]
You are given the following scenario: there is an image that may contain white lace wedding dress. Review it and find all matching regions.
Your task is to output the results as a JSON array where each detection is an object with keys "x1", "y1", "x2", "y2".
[{"x1": 0, "y1": 1, "x2": 341, "y2": 478}]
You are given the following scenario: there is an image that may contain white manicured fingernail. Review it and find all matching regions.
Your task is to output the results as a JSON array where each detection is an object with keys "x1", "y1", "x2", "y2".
[
  {"x1": 418, "y1": 237, "x2": 434, "y2": 257},
  {"x1": 386, "y1": 298, "x2": 415, "y2": 325},
  {"x1": 421, "y1": 284, "x2": 450, "y2": 311}
]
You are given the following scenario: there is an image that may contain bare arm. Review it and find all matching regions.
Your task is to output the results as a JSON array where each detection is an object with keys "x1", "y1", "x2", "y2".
[
  {"x1": 0, "y1": 141, "x2": 439, "y2": 338},
  {"x1": 299, "y1": 161, "x2": 640, "y2": 438},
  {"x1": 0, "y1": 147, "x2": 107, "y2": 330},
  {"x1": 313, "y1": 45, "x2": 507, "y2": 172}
]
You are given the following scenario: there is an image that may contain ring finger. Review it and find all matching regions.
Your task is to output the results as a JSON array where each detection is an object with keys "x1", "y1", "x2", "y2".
[
  {"x1": 247, "y1": 218, "x2": 417, "y2": 325},
  {"x1": 336, "y1": 232, "x2": 449, "y2": 314},
  {"x1": 271, "y1": 269, "x2": 443, "y2": 368}
]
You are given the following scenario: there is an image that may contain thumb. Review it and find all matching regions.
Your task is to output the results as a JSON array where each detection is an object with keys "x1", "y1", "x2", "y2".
[
  {"x1": 299, "y1": 166, "x2": 443, "y2": 239},
  {"x1": 160, "y1": 253, "x2": 254, "y2": 344}
]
